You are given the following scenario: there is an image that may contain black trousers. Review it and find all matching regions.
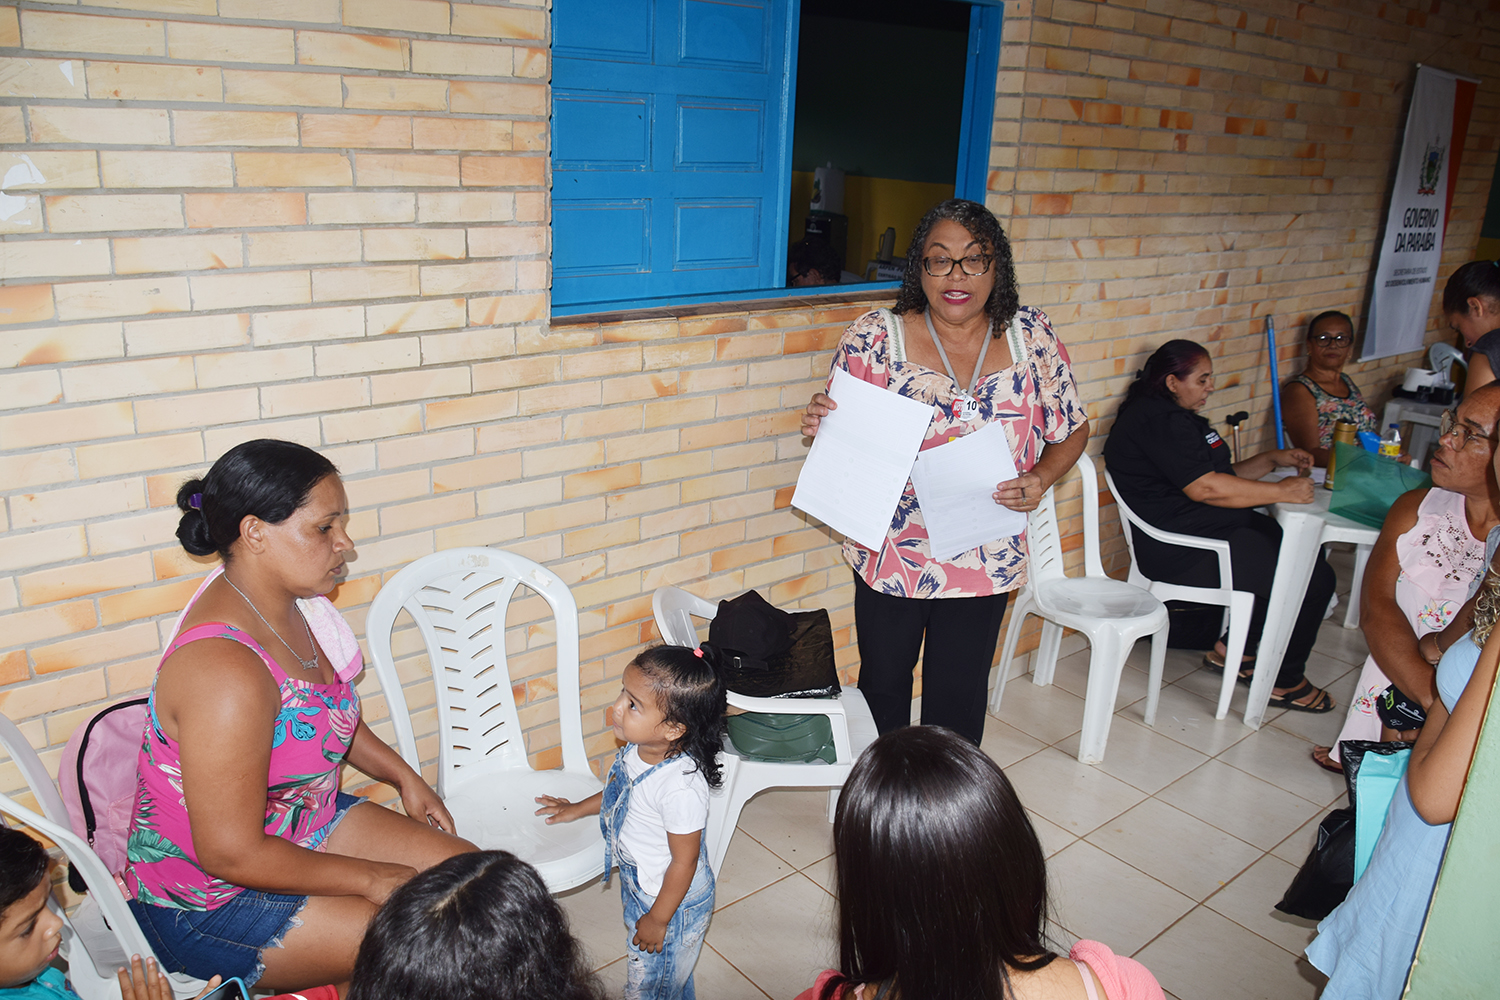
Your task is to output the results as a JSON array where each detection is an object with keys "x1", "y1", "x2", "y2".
[
  {"x1": 852, "y1": 571, "x2": 1010, "y2": 744},
  {"x1": 1134, "y1": 512, "x2": 1335, "y2": 688}
]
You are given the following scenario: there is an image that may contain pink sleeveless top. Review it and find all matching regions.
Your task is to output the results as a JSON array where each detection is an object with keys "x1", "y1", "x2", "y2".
[{"x1": 125, "y1": 568, "x2": 362, "y2": 911}]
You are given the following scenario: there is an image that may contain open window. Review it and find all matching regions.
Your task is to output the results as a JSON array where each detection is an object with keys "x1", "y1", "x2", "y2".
[{"x1": 551, "y1": 0, "x2": 1002, "y2": 317}]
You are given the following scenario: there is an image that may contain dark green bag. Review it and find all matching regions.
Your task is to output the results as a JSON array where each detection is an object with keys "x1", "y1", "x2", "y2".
[{"x1": 725, "y1": 712, "x2": 836, "y2": 764}]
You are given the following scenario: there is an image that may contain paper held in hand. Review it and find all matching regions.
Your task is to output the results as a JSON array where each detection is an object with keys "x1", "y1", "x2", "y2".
[
  {"x1": 790, "y1": 367, "x2": 933, "y2": 551},
  {"x1": 909, "y1": 421, "x2": 1027, "y2": 560}
]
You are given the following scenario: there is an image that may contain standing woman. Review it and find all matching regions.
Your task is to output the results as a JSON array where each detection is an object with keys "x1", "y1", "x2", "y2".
[
  {"x1": 1281, "y1": 310, "x2": 1378, "y2": 466},
  {"x1": 125, "y1": 440, "x2": 476, "y2": 994},
  {"x1": 1103, "y1": 341, "x2": 1336, "y2": 712},
  {"x1": 800, "y1": 199, "x2": 1089, "y2": 743},
  {"x1": 1443, "y1": 259, "x2": 1500, "y2": 391}
]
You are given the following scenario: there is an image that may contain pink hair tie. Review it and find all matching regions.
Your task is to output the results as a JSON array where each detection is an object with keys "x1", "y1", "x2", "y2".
[{"x1": 693, "y1": 647, "x2": 704, "y2": 658}]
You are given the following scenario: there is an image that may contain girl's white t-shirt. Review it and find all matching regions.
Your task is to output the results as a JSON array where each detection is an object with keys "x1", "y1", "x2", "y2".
[{"x1": 618, "y1": 744, "x2": 710, "y2": 895}]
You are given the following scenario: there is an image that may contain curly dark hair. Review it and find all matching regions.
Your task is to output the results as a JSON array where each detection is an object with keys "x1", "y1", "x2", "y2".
[
  {"x1": 632, "y1": 643, "x2": 727, "y2": 788},
  {"x1": 892, "y1": 198, "x2": 1019, "y2": 332}
]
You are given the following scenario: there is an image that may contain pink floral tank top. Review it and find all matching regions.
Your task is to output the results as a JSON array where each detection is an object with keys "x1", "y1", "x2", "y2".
[{"x1": 125, "y1": 568, "x2": 362, "y2": 911}]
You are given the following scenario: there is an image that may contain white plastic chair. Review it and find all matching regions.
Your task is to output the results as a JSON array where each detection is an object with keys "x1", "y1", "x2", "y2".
[
  {"x1": 0, "y1": 712, "x2": 207, "y2": 999},
  {"x1": 1105, "y1": 467, "x2": 1257, "y2": 721},
  {"x1": 366, "y1": 547, "x2": 605, "y2": 892},
  {"x1": 988, "y1": 453, "x2": 1169, "y2": 763},
  {"x1": 651, "y1": 586, "x2": 879, "y2": 875}
]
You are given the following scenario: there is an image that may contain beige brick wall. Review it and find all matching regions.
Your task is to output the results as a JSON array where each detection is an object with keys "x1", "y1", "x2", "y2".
[{"x1": 2, "y1": 0, "x2": 1498, "y2": 807}]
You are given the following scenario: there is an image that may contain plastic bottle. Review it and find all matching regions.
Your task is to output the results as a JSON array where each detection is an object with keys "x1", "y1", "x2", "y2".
[{"x1": 1379, "y1": 423, "x2": 1402, "y2": 458}]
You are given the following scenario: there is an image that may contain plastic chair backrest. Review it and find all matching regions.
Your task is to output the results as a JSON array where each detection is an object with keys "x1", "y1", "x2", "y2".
[
  {"x1": 653, "y1": 587, "x2": 717, "y2": 647},
  {"x1": 0, "y1": 711, "x2": 68, "y2": 826},
  {"x1": 59, "y1": 699, "x2": 149, "y2": 878},
  {"x1": 1428, "y1": 341, "x2": 1466, "y2": 376},
  {"x1": 366, "y1": 547, "x2": 589, "y2": 789},
  {"x1": 1029, "y1": 451, "x2": 1106, "y2": 585}
]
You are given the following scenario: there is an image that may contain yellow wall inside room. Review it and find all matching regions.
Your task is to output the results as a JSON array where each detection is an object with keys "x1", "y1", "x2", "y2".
[{"x1": 789, "y1": 172, "x2": 955, "y2": 280}]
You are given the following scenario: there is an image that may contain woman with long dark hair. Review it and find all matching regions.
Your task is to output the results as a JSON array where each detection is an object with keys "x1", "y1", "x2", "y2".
[
  {"x1": 125, "y1": 440, "x2": 475, "y2": 995},
  {"x1": 1102, "y1": 341, "x2": 1336, "y2": 711},
  {"x1": 1442, "y1": 259, "x2": 1500, "y2": 390},
  {"x1": 799, "y1": 199, "x2": 1089, "y2": 743},
  {"x1": 795, "y1": 727, "x2": 1164, "y2": 1000}
]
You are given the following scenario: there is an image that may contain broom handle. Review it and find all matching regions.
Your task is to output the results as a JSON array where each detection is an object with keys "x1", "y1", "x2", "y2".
[{"x1": 1267, "y1": 315, "x2": 1285, "y2": 449}]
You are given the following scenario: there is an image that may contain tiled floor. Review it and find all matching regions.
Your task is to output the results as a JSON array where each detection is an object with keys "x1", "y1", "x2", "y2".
[{"x1": 559, "y1": 554, "x2": 1368, "y2": 999}]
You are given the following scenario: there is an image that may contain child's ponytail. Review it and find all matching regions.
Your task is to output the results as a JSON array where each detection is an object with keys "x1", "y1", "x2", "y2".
[{"x1": 632, "y1": 642, "x2": 727, "y2": 788}]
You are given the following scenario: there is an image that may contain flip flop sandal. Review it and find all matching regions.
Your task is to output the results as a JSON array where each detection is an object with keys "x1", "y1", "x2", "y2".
[
  {"x1": 1201, "y1": 650, "x2": 1256, "y2": 686},
  {"x1": 1268, "y1": 679, "x2": 1335, "y2": 714},
  {"x1": 1311, "y1": 745, "x2": 1344, "y2": 773}
]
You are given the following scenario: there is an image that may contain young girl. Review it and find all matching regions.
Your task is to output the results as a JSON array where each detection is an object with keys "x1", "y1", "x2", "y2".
[
  {"x1": 797, "y1": 726, "x2": 1165, "y2": 1000},
  {"x1": 535, "y1": 644, "x2": 726, "y2": 1000}
]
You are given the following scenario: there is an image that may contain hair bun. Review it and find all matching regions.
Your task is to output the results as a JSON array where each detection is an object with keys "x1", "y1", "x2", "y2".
[
  {"x1": 174, "y1": 478, "x2": 216, "y2": 556},
  {"x1": 696, "y1": 641, "x2": 722, "y2": 672}
]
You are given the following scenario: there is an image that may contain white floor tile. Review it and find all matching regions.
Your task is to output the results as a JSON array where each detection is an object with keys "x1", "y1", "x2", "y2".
[
  {"x1": 556, "y1": 878, "x2": 628, "y2": 971},
  {"x1": 1216, "y1": 725, "x2": 1348, "y2": 808},
  {"x1": 1155, "y1": 759, "x2": 1323, "y2": 850},
  {"x1": 987, "y1": 673, "x2": 1086, "y2": 744},
  {"x1": 1054, "y1": 715, "x2": 1210, "y2": 794},
  {"x1": 706, "y1": 873, "x2": 838, "y2": 1000},
  {"x1": 1269, "y1": 813, "x2": 1324, "y2": 867},
  {"x1": 733, "y1": 788, "x2": 834, "y2": 868},
  {"x1": 1040, "y1": 647, "x2": 1152, "y2": 711},
  {"x1": 979, "y1": 715, "x2": 1049, "y2": 769},
  {"x1": 1027, "y1": 808, "x2": 1078, "y2": 859},
  {"x1": 1135, "y1": 905, "x2": 1327, "y2": 1000},
  {"x1": 1205, "y1": 853, "x2": 1320, "y2": 956},
  {"x1": 1084, "y1": 798, "x2": 1262, "y2": 902},
  {"x1": 1004, "y1": 746, "x2": 1149, "y2": 837},
  {"x1": 716, "y1": 830, "x2": 796, "y2": 909},
  {"x1": 1047, "y1": 839, "x2": 1196, "y2": 955},
  {"x1": 1311, "y1": 620, "x2": 1370, "y2": 666},
  {"x1": 1122, "y1": 684, "x2": 1257, "y2": 757}
]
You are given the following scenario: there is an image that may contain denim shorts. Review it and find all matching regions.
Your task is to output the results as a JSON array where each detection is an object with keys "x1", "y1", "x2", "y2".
[{"x1": 128, "y1": 792, "x2": 364, "y2": 985}]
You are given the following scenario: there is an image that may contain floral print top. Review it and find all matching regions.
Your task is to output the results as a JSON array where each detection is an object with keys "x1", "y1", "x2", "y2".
[
  {"x1": 125, "y1": 588, "x2": 361, "y2": 911},
  {"x1": 1285, "y1": 373, "x2": 1378, "y2": 448},
  {"x1": 828, "y1": 307, "x2": 1085, "y2": 598}
]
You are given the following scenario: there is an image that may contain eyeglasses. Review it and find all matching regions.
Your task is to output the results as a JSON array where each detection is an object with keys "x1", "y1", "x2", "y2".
[
  {"x1": 1310, "y1": 333, "x2": 1352, "y2": 347},
  {"x1": 1439, "y1": 408, "x2": 1496, "y2": 450},
  {"x1": 922, "y1": 254, "x2": 993, "y2": 277}
]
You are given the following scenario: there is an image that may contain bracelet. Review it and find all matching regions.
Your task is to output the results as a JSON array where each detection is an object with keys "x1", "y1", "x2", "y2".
[{"x1": 1420, "y1": 632, "x2": 1443, "y2": 665}]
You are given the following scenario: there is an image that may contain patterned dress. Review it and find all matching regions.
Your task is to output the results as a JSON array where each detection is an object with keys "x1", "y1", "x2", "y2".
[
  {"x1": 125, "y1": 568, "x2": 362, "y2": 911},
  {"x1": 1284, "y1": 373, "x2": 1378, "y2": 448},
  {"x1": 828, "y1": 307, "x2": 1085, "y2": 599}
]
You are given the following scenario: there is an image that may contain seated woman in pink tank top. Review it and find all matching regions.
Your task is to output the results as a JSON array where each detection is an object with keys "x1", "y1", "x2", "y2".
[
  {"x1": 795, "y1": 727, "x2": 1165, "y2": 1000},
  {"x1": 125, "y1": 439, "x2": 476, "y2": 994}
]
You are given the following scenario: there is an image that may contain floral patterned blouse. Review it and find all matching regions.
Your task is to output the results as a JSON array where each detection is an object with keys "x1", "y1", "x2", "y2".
[
  {"x1": 827, "y1": 307, "x2": 1085, "y2": 598},
  {"x1": 1285, "y1": 373, "x2": 1378, "y2": 448},
  {"x1": 125, "y1": 573, "x2": 361, "y2": 911}
]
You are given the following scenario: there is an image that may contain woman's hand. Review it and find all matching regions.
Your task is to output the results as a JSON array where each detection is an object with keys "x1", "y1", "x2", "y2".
[
  {"x1": 994, "y1": 471, "x2": 1045, "y2": 512},
  {"x1": 364, "y1": 860, "x2": 419, "y2": 905},
  {"x1": 1267, "y1": 447, "x2": 1314, "y2": 470},
  {"x1": 399, "y1": 777, "x2": 457, "y2": 835},
  {"x1": 1277, "y1": 475, "x2": 1316, "y2": 504},
  {"x1": 800, "y1": 392, "x2": 836, "y2": 437}
]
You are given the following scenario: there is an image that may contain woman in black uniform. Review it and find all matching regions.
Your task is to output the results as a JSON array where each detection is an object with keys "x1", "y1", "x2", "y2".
[{"x1": 1103, "y1": 340, "x2": 1336, "y2": 712}]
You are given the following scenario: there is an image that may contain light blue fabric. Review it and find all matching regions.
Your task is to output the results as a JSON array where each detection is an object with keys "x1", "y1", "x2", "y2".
[
  {"x1": 1307, "y1": 630, "x2": 1479, "y2": 999},
  {"x1": 1352, "y1": 745, "x2": 1412, "y2": 882},
  {"x1": 2, "y1": 967, "x2": 77, "y2": 1000}
]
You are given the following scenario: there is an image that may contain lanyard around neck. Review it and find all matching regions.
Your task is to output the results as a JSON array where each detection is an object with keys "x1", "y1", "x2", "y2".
[{"x1": 923, "y1": 310, "x2": 993, "y2": 397}]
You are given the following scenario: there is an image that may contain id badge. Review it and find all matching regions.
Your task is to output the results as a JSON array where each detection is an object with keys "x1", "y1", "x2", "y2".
[{"x1": 954, "y1": 394, "x2": 980, "y2": 422}]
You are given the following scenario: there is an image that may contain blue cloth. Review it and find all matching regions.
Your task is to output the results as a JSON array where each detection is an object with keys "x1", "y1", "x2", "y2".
[
  {"x1": 1306, "y1": 631, "x2": 1479, "y2": 998},
  {"x1": 127, "y1": 791, "x2": 362, "y2": 986},
  {"x1": 1, "y1": 968, "x2": 75, "y2": 1000},
  {"x1": 600, "y1": 747, "x2": 714, "y2": 1000}
]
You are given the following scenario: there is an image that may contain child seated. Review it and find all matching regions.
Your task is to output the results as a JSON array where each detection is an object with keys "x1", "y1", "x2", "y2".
[
  {"x1": 0, "y1": 827, "x2": 332, "y2": 1000},
  {"x1": 345, "y1": 850, "x2": 602, "y2": 1000},
  {"x1": 535, "y1": 644, "x2": 727, "y2": 1000}
]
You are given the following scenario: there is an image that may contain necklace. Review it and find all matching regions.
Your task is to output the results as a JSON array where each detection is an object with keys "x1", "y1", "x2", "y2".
[
  {"x1": 223, "y1": 574, "x2": 321, "y2": 672},
  {"x1": 924, "y1": 310, "x2": 994, "y2": 422}
]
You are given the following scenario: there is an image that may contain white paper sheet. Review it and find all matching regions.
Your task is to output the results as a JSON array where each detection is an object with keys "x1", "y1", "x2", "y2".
[
  {"x1": 908, "y1": 421, "x2": 1027, "y2": 560},
  {"x1": 791, "y1": 367, "x2": 934, "y2": 550}
]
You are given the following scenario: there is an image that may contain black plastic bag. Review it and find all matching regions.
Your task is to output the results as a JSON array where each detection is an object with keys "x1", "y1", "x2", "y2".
[
  {"x1": 708, "y1": 591, "x2": 840, "y2": 699},
  {"x1": 1274, "y1": 806, "x2": 1355, "y2": 920}
]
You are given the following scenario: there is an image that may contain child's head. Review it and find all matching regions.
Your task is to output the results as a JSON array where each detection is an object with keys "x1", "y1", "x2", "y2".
[
  {"x1": 622, "y1": 644, "x2": 726, "y2": 788},
  {"x1": 0, "y1": 828, "x2": 63, "y2": 989},
  {"x1": 828, "y1": 726, "x2": 1053, "y2": 1000},
  {"x1": 1442, "y1": 260, "x2": 1500, "y2": 345},
  {"x1": 347, "y1": 851, "x2": 603, "y2": 1000}
]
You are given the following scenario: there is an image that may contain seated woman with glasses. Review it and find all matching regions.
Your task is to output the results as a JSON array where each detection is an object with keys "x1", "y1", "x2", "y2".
[
  {"x1": 798, "y1": 198, "x2": 1089, "y2": 744},
  {"x1": 1281, "y1": 310, "x2": 1378, "y2": 467}
]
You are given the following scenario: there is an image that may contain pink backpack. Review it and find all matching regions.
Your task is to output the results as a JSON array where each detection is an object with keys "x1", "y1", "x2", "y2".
[{"x1": 59, "y1": 697, "x2": 148, "y2": 894}]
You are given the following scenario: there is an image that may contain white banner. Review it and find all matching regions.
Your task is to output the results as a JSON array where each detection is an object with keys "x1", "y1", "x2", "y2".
[{"x1": 1363, "y1": 65, "x2": 1479, "y2": 361}]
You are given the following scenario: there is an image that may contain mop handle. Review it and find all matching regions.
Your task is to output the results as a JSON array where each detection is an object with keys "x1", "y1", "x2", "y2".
[{"x1": 1267, "y1": 315, "x2": 1285, "y2": 449}]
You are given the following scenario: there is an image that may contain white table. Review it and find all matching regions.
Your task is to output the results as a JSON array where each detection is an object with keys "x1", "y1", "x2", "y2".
[
  {"x1": 1382, "y1": 398, "x2": 1447, "y2": 469},
  {"x1": 1246, "y1": 487, "x2": 1380, "y2": 729}
]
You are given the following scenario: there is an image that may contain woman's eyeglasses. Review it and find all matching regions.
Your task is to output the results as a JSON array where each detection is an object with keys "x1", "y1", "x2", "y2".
[
  {"x1": 1439, "y1": 408, "x2": 1496, "y2": 449},
  {"x1": 922, "y1": 254, "x2": 994, "y2": 277},
  {"x1": 1310, "y1": 333, "x2": 1352, "y2": 347}
]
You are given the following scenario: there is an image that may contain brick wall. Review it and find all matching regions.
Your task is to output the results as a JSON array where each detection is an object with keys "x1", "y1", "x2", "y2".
[{"x1": 2, "y1": 0, "x2": 1499, "y2": 804}]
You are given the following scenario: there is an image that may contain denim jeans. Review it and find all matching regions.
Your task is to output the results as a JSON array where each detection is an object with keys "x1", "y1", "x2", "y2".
[{"x1": 618, "y1": 844, "x2": 714, "y2": 1000}]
